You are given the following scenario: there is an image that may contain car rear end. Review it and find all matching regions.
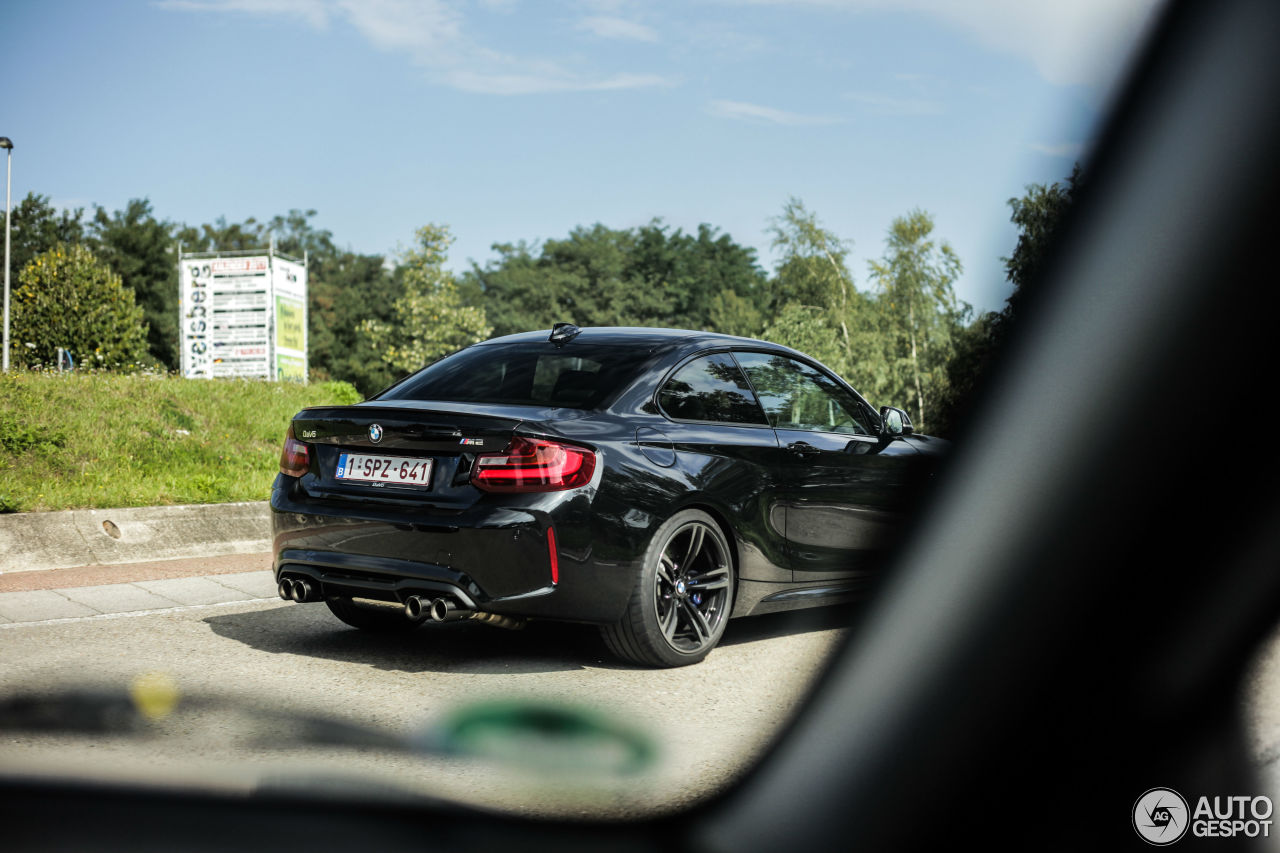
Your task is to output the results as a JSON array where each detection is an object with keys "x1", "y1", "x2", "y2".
[{"x1": 269, "y1": 335, "x2": 666, "y2": 628}]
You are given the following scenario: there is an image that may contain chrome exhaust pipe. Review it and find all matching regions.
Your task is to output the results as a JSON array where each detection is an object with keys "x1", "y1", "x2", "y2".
[
  {"x1": 404, "y1": 595, "x2": 433, "y2": 622},
  {"x1": 469, "y1": 612, "x2": 527, "y2": 631},
  {"x1": 429, "y1": 597, "x2": 471, "y2": 623},
  {"x1": 278, "y1": 578, "x2": 295, "y2": 601},
  {"x1": 290, "y1": 579, "x2": 314, "y2": 603}
]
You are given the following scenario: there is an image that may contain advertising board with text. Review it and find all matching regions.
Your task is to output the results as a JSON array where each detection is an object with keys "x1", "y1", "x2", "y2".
[{"x1": 179, "y1": 253, "x2": 307, "y2": 382}]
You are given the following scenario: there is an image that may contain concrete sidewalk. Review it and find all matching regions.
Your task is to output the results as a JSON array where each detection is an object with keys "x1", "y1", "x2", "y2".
[
  {"x1": 0, "y1": 565, "x2": 279, "y2": 625},
  {"x1": 0, "y1": 501, "x2": 279, "y2": 625}
]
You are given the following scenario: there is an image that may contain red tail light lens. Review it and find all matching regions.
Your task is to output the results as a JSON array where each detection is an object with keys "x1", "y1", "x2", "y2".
[
  {"x1": 472, "y1": 437, "x2": 596, "y2": 493},
  {"x1": 279, "y1": 424, "x2": 311, "y2": 477},
  {"x1": 547, "y1": 526, "x2": 560, "y2": 585}
]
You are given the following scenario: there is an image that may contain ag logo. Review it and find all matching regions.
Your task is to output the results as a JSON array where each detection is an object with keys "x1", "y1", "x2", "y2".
[
  {"x1": 369, "y1": 424, "x2": 383, "y2": 443},
  {"x1": 1134, "y1": 788, "x2": 1190, "y2": 845}
]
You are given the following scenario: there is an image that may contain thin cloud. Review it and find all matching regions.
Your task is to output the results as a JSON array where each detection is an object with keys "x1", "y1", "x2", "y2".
[
  {"x1": 336, "y1": 0, "x2": 463, "y2": 55},
  {"x1": 577, "y1": 15, "x2": 658, "y2": 42},
  {"x1": 156, "y1": 0, "x2": 670, "y2": 95},
  {"x1": 152, "y1": 0, "x2": 334, "y2": 29},
  {"x1": 844, "y1": 91, "x2": 944, "y2": 115},
  {"x1": 720, "y1": 0, "x2": 1164, "y2": 89},
  {"x1": 708, "y1": 99, "x2": 843, "y2": 126},
  {"x1": 448, "y1": 70, "x2": 673, "y2": 95}
]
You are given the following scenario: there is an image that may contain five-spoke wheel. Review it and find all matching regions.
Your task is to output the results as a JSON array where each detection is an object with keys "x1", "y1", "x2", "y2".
[{"x1": 602, "y1": 509, "x2": 735, "y2": 667}]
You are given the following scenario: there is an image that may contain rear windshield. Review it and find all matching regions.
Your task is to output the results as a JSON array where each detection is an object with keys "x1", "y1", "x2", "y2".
[{"x1": 376, "y1": 342, "x2": 649, "y2": 409}]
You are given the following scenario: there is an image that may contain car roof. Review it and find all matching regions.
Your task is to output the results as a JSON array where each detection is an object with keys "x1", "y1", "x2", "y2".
[{"x1": 478, "y1": 326, "x2": 785, "y2": 353}]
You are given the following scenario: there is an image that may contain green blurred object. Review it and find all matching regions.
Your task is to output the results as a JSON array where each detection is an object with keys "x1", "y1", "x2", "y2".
[{"x1": 423, "y1": 700, "x2": 657, "y2": 776}]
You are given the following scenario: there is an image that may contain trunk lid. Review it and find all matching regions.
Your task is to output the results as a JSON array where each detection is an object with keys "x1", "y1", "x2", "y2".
[{"x1": 289, "y1": 402, "x2": 587, "y2": 508}]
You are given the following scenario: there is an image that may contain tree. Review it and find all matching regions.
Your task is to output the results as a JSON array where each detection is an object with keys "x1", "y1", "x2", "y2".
[
  {"x1": 868, "y1": 210, "x2": 967, "y2": 431},
  {"x1": 764, "y1": 199, "x2": 881, "y2": 390},
  {"x1": 629, "y1": 220, "x2": 768, "y2": 330},
  {"x1": 707, "y1": 289, "x2": 766, "y2": 338},
  {"x1": 464, "y1": 226, "x2": 660, "y2": 335},
  {"x1": 536, "y1": 224, "x2": 676, "y2": 327},
  {"x1": 364, "y1": 225, "x2": 490, "y2": 374},
  {"x1": 463, "y1": 220, "x2": 768, "y2": 337},
  {"x1": 266, "y1": 208, "x2": 337, "y2": 260},
  {"x1": 88, "y1": 199, "x2": 178, "y2": 368},
  {"x1": 10, "y1": 244, "x2": 150, "y2": 369},
  {"x1": 308, "y1": 249, "x2": 402, "y2": 394},
  {"x1": 173, "y1": 215, "x2": 269, "y2": 253},
  {"x1": 934, "y1": 165, "x2": 1080, "y2": 437},
  {"x1": 0, "y1": 193, "x2": 86, "y2": 281},
  {"x1": 1003, "y1": 163, "x2": 1081, "y2": 316},
  {"x1": 461, "y1": 240, "x2": 562, "y2": 336},
  {"x1": 260, "y1": 209, "x2": 401, "y2": 394}
]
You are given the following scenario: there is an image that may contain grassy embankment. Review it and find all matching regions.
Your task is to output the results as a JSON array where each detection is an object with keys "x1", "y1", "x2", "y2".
[{"x1": 0, "y1": 371, "x2": 360, "y2": 512}]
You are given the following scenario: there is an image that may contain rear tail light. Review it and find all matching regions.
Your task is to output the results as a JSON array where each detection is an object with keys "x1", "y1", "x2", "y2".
[
  {"x1": 471, "y1": 436, "x2": 596, "y2": 493},
  {"x1": 279, "y1": 424, "x2": 311, "y2": 477}
]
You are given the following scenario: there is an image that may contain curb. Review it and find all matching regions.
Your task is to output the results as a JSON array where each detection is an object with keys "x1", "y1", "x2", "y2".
[{"x1": 0, "y1": 502, "x2": 271, "y2": 575}]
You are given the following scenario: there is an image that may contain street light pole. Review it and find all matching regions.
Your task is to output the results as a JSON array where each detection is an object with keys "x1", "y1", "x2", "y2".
[{"x1": 1, "y1": 137, "x2": 12, "y2": 373}]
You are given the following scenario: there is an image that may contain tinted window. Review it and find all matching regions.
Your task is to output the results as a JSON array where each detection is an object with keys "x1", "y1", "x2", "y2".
[
  {"x1": 658, "y1": 353, "x2": 768, "y2": 424},
  {"x1": 377, "y1": 343, "x2": 646, "y2": 409},
  {"x1": 734, "y1": 352, "x2": 875, "y2": 435}
]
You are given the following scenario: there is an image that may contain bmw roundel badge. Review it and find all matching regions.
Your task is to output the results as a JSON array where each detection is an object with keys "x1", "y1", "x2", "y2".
[{"x1": 369, "y1": 424, "x2": 383, "y2": 443}]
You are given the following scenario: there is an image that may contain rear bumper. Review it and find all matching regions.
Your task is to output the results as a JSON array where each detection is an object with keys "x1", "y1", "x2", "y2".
[{"x1": 269, "y1": 475, "x2": 636, "y2": 623}]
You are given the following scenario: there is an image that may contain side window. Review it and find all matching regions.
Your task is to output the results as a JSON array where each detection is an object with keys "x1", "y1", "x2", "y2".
[
  {"x1": 733, "y1": 352, "x2": 875, "y2": 436},
  {"x1": 658, "y1": 353, "x2": 769, "y2": 425}
]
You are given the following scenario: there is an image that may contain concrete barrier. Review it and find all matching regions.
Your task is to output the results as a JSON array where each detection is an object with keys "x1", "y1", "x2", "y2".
[{"x1": 0, "y1": 502, "x2": 271, "y2": 574}]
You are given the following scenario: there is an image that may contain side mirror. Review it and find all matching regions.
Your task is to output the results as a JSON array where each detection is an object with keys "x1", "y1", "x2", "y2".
[{"x1": 879, "y1": 406, "x2": 914, "y2": 440}]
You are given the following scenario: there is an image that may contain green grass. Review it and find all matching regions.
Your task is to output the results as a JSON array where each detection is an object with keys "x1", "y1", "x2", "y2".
[{"x1": 0, "y1": 370, "x2": 361, "y2": 512}]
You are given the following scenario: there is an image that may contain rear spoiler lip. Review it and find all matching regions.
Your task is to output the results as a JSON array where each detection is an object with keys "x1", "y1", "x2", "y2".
[
  {"x1": 288, "y1": 403, "x2": 594, "y2": 449},
  {"x1": 294, "y1": 400, "x2": 592, "y2": 423}
]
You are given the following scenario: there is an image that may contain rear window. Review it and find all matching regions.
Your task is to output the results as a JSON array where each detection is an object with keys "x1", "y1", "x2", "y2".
[{"x1": 376, "y1": 342, "x2": 648, "y2": 409}]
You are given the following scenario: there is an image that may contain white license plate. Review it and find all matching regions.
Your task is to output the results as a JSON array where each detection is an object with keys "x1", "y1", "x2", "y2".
[{"x1": 335, "y1": 453, "x2": 433, "y2": 488}]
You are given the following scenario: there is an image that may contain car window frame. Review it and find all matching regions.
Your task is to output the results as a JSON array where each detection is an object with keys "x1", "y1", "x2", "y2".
[
  {"x1": 727, "y1": 349, "x2": 882, "y2": 438},
  {"x1": 653, "y1": 348, "x2": 773, "y2": 428}
]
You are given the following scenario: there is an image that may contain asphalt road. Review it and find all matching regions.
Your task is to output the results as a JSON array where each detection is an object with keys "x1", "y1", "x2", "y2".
[
  {"x1": 4, "y1": 558, "x2": 1280, "y2": 819},
  {"x1": 0, "y1": 571, "x2": 851, "y2": 818}
]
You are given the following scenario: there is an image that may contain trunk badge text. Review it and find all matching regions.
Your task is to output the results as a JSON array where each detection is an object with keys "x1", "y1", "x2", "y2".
[{"x1": 460, "y1": 438, "x2": 484, "y2": 447}]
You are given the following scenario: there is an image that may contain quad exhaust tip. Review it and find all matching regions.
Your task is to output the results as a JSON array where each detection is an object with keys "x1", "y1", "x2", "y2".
[
  {"x1": 290, "y1": 579, "x2": 314, "y2": 602},
  {"x1": 281, "y1": 580, "x2": 523, "y2": 630},
  {"x1": 278, "y1": 576, "x2": 317, "y2": 603},
  {"x1": 430, "y1": 597, "x2": 468, "y2": 623},
  {"x1": 403, "y1": 595, "x2": 471, "y2": 623},
  {"x1": 404, "y1": 595, "x2": 432, "y2": 622}
]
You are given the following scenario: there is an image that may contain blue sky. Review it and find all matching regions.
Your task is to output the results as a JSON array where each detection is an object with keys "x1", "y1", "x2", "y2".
[{"x1": 4, "y1": 0, "x2": 1160, "y2": 314}]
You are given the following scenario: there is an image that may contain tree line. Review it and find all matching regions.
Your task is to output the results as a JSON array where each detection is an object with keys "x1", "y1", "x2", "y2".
[{"x1": 0, "y1": 169, "x2": 1078, "y2": 437}]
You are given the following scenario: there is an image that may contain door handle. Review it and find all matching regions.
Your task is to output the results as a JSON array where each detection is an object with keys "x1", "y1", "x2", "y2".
[{"x1": 787, "y1": 441, "x2": 821, "y2": 460}]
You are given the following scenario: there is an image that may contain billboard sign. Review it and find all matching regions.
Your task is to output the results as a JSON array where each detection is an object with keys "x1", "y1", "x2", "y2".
[
  {"x1": 179, "y1": 251, "x2": 307, "y2": 381},
  {"x1": 272, "y1": 256, "x2": 307, "y2": 382}
]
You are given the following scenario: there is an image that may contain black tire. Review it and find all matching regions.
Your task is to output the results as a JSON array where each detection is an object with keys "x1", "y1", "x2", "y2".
[
  {"x1": 600, "y1": 509, "x2": 736, "y2": 667},
  {"x1": 324, "y1": 596, "x2": 420, "y2": 632}
]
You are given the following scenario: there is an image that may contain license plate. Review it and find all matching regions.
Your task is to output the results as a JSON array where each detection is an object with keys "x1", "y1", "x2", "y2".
[{"x1": 335, "y1": 453, "x2": 433, "y2": 488}]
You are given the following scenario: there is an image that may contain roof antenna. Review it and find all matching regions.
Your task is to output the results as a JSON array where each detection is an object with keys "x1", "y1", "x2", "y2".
[{"x1": 549, "y1": 323, "x2": 581, "y2": 347}]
